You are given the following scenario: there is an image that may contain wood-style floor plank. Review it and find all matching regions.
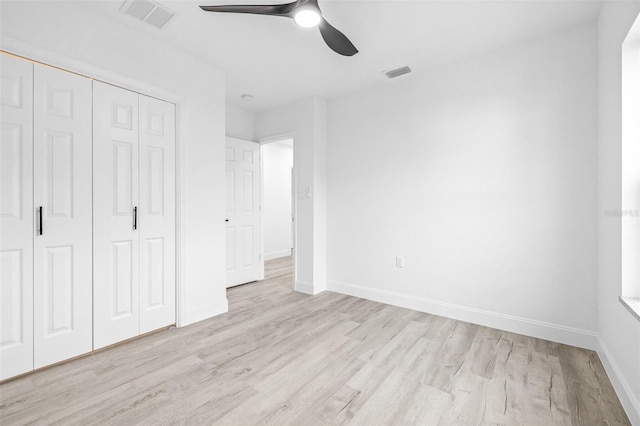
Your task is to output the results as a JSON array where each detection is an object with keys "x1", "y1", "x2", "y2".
[{"x1": 0, "y1": 256, "x2": 630, "y2": 425}]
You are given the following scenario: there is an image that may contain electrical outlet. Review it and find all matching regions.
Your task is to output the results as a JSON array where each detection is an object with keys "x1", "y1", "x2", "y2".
[{"x1": 396, "y1": 256, "x2": 404, "y2": 268}]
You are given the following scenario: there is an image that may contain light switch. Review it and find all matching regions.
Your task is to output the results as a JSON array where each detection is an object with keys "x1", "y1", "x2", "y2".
[{"x1": 297, "y1": 187, "x2": 312, "y2": 200}]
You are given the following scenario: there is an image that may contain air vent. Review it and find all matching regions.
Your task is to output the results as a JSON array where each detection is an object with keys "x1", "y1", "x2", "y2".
[
  {"x1": 384, "y1": 66, "x2": 412, "y2": 79},
  {"x1": 121, "y1": 0, "x2": 176, "y2": 30}
]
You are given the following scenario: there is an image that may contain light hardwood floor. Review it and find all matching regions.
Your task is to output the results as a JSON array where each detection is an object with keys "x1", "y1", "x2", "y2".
[{"x1": 0, "y1": 256, "x2": 630, "y2": 425}]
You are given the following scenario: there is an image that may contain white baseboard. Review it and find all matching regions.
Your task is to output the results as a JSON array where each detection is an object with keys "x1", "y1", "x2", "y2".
[
  {"x1": 180, "y1": 298, "x2": 228, "y2": 327},
  {"x1": 296, "y1": 280, "x2": 326, "y2": 295},
  {"x1": 597, "y1": 338, "x2": 640, "y2": 425},
  {"x1": 264, "y1": 250, "x2": 292, "y2": 261},
  {"x1": 327, "y1": 280, "x2": 597, "y2": 350},
  {"x1": 315, "y1": 279, "x2": 327, "y2": 294}
]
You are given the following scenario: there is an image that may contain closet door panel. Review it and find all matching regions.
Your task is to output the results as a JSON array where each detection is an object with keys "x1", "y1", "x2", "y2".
[
  {"x1": 139, "y1": 95, "x2": 175, "y2": 333},
  {"x1": 93, "y1": 81, "x2": 140, "y2": 349},
  {"x1": 32, "y1": 64, "x2": 93, "y2": 368},
  {"x1": 0, "y1": 55, "x2": 34, "y2": 380}
]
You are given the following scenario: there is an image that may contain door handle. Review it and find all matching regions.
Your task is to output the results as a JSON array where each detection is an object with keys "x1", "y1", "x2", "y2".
[
  {"x1": 133, "y1": 206, "x2": 137, "y2": 230},
  {"x1": 38, "y1": 206, "x2": 43, "y2": 235}
]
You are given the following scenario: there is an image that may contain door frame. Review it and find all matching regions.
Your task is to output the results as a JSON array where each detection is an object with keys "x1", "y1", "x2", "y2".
[
  {"x1": 258, "y1": 133, "x2": 297, "y2": 287},
  {"x1": 0, "y1": 38, "x2": 187, "y2": 326}
]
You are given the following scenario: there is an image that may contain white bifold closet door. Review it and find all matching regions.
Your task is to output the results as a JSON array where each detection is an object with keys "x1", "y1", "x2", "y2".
[
  {"x1": 138, "y1": 94, "x2": 176, "y2": 334},
  {"x1": 93, "y1": 81, "x2": 175, "y2": 350},
  {"x1": 1, "y1": 54, "x2": 34, "y2": 380},
  {"x1": 32, "y1": 63, "x2": 93, "y2": 368},
  {"x1": 93, "y1": 82, "x2": 139, "y2": 349},
  {"x1": 1, "y1": 56, "x2": 93, "y2": 379}
]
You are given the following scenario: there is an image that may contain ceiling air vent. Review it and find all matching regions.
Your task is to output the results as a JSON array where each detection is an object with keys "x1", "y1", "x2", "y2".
[
  {"x1": 384, "y1": 66, "x2": 412, "y2": 79},
  {"x1": 121, "y1": 0, "x2": 176, "y2": 30}
]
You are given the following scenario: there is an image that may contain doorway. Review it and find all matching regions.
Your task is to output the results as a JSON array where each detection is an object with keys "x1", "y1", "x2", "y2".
[{"x1": 260, "y1": 137, "x2": 295, "y2": 287}]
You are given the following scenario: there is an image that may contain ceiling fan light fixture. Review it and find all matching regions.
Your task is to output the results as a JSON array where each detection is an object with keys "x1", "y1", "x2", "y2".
[
  {"x1": 199, "y1": 1, "x2": 358, "y2": 56},
  {"x1": 293, "y1": 7, "x2": 321, "y2": 28}
]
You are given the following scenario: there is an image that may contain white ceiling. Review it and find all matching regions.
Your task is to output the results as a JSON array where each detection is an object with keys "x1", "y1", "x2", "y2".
[{"x1": 80, "y1": 0, "x2": 602, "y2": 112}]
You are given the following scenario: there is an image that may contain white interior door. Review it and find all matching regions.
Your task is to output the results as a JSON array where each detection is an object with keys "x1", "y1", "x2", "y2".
[
  {"x1": 226, "y1": 137, "x2": 261, "y2": 287},
  {"x1": 32, "y1": 64, "x2": 93, "y2": 368},
  {"x1": 93, "y1": 81, "x2": 140, "y2": 349},
  {"x1": 0, "y1": 54, "x2": 34, "y2": 380},
  {"x1": 138, "y1": 94, "x2": 175, "y2": 333}
]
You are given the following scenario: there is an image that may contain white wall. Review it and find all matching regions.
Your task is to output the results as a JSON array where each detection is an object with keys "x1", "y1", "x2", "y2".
[
  {"x1": 0, "y1": 1, "x2": 228, "y2": 325},
  {"x1": 254, "y1": 97, "x2": 327, "y2": 294},
  {"x1": 226, "y1": 105, "x2": 255, "y2": 141},
  {"x1": 327, "y1": 22, "x2": 598, "y2": 348},
  {"x1": 597, "y1": 2, "x2": 640, "y2": 423},
  {"x1": 262, "y1": 141, "x2": 293, "y2": 260}
]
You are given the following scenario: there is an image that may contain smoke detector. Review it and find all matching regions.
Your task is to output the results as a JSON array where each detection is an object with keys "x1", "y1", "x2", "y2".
[
  {"x1": 120, "y1": 0, "x2": 176, "y2": 30},
  {"x1": 383, "y1": 66, "x2": 412, "y2": 79}
]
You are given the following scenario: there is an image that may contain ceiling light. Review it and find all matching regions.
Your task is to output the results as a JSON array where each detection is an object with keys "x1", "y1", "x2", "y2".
[
  {"x1": 241, "y1": 94, "x2": 254, "y2": 102},
  {"x1": 294, "y1": 7, "x2": 321, "y2": 28}
]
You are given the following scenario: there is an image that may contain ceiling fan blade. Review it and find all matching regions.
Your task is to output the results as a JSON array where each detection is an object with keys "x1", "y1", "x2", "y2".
[
  {"x1": 200, "y1": 2, "x2": 296, "y2": 17},
  {"x1": 318, "y1": 18, "x2": 358, "y2": 56}
]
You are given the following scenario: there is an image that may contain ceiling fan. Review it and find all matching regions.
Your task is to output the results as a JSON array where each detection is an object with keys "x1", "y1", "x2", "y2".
[{"x1": 199, "y1": 0, "x2": 358, "y2": 56}]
